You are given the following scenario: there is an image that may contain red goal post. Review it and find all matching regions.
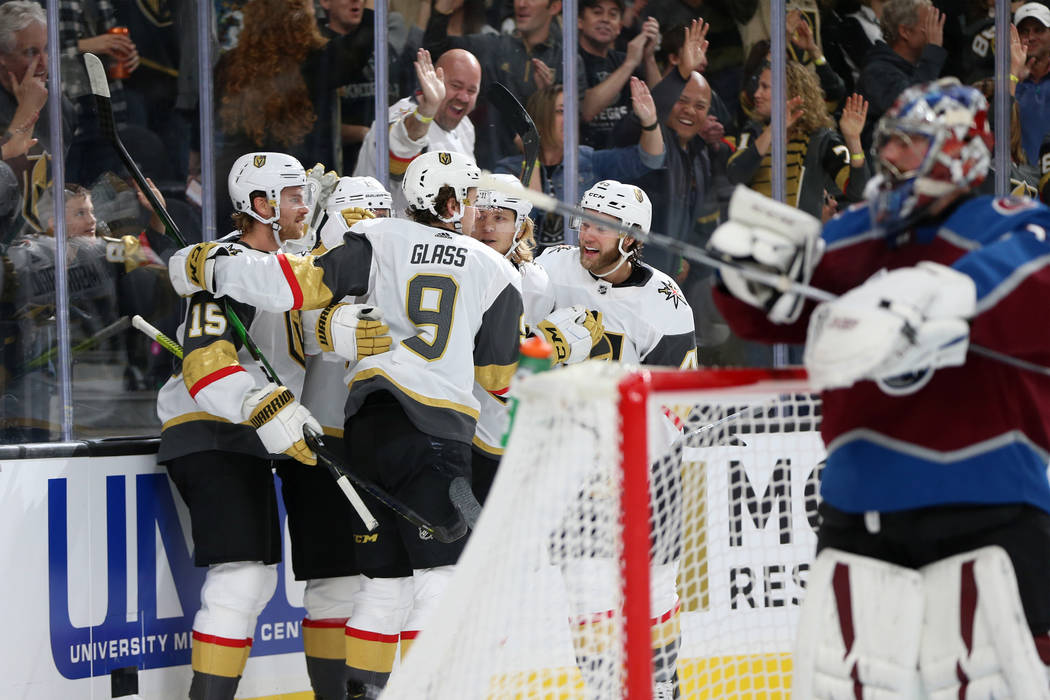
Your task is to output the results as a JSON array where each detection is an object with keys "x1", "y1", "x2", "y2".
[{"x1": 382, "y1": 363, "x2": 824, "y2": 700}]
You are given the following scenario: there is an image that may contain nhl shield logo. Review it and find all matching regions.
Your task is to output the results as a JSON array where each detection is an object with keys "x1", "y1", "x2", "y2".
[
  {"x1": 253, "y1": 155, "x2": 267, "y2": 168},
  {"x1": 438, "y1": 152, "x2": 452, "y2": 165}
]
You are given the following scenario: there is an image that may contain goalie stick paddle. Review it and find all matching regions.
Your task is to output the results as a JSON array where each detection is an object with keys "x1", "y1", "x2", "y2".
[
  {"x1": 486, "y1": 82, "x2": 540, "y2": 186},
  {"x1": 132, "y1": 318, "x2": 478, "y2": 541},
  {"x1": 476, "y1": 173, "x2": 1050, "y2": 379},
  {"x1": 83, "y1": 52, "x2": 283, "y2": 386}
]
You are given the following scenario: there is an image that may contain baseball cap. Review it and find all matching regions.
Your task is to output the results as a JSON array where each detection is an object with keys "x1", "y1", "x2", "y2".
[{"x1": 1015, "y1": 2, "x2": 1050, "y2": 28}]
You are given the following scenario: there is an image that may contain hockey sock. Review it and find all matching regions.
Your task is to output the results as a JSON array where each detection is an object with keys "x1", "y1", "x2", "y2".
[
  {"x1": 344, "y1": 626, "x2": 399, "y2": 698},
  {"x1": 651, "y1": 607, "x2": 681, "y2": 699},
  {"x1": 304, "y1": 617, "x2": 350, "y2": 700},
  {"x1": 189, "y1": 632, "x2": 252, "y2": 700}
]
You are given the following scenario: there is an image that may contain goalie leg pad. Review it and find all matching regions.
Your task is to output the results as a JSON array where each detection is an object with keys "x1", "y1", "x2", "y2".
[
  {"x1": 919, "y1": 546, "x2": 1050, "y2": 700},
  {"x1": 793, "y1": 548, "x2": 924, "y2": 699}
]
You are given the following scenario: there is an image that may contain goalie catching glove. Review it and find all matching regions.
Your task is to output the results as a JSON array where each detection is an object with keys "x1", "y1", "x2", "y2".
[
  {"x1": 243, "y1": 383, "x2": 322, "y2": 465},
  {"x1": 314, "y1": 303, "x2": 392, "y2": 361},
  {"x1": 803, "y1": 262, "x2": 976, "y2": 391},
  {"x1": 707, "y1": 186, "x2": 824, "y2": 324},
  {"x1": 535, "y1": 305, "x2": 604, "y2": 365},
  {"x1": 168, "y1": 241, "x2": 229, "y2": 297}
]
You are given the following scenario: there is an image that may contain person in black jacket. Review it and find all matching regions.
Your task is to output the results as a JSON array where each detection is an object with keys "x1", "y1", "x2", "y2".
[{"x1": 856, "y1": 0, "x2": 946, "y2": 151}]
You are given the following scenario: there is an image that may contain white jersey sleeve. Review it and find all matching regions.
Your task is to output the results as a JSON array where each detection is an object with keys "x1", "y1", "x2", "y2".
[
  {"x1": 519, "y1": 261, "x2": 557, "y2": 332},
  {"x1": 537, "y1": 246, "x2": 697, "y2": 368}
]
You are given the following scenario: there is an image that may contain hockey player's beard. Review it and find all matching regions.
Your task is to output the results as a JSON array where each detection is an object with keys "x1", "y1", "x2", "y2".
[{"x1": 579, "y1": 244, "x2": 622, "y2": 276}]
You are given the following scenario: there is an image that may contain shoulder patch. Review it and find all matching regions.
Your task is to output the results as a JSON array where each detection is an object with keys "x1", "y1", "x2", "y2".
[{"x1": 657, "y1": 281, "x2": 685, "y2": 309}]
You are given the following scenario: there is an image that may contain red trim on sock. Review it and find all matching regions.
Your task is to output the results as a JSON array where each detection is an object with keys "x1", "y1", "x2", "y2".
[
  {"x1": 192, "y1": 631, "x2": 252, "y2": 648},
  {"x1": 345, "y1": 627, "x2": 400, "y2": 644},
  {"x1": 303, "y1": 617, "x2": 349, "y2": 629}
]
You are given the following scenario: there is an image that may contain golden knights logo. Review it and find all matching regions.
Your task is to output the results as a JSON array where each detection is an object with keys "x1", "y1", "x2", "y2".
[
  {"x1": 253, "y1": 155, "x2": 267, "y2": 168},
  {"x1": 633, "y1": 187, "x2": 644, "y2": 202},
  {"x1": 438, "y1": 152, "x2": 452, "y2": 165},
  {"x1": 657, "y1": 281, "x2": 684, "y2": 309}
]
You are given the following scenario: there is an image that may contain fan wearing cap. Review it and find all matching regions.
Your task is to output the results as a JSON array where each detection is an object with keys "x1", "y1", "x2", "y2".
[{"x1": 1014, "y1": 2, "x2": 1050, "y2": 165}]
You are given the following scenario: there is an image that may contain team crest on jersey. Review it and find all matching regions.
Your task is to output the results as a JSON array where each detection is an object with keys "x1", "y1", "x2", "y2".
[
  {"x1": 253, "y1": 155, "x2": 266, "y2": 168},
  {"x1": 657, "y1": 281, "x2": 684, "y2": 309},
  {"x1": 991, "y1": 196, "x2": 1039, "y2": 216},
  {"x1": 438, "y1": 152, "x2": 452, "y2": 165}
]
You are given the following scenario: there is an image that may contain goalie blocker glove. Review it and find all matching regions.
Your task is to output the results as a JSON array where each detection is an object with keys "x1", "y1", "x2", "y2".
[
  {"x1": 706, "y1": 186, "x2": 824, "y2": 324},
  {"x1": 535, "y1": 305, "x2": 604, "y2": 365},
  {"x1": 312, "y1": 302, "x2": 392, "y2": 361},
  {"x1": 243, "y1": 383, "x2": 322, "y2": 465},
  {"x1": 803, "y1": 262, "x2": 977, "y2": 391}
]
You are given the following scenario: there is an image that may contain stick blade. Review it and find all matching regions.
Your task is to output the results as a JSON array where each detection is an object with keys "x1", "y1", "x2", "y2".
[{"x1": 83, "y1": 53, "x2": 110, "y2": 98}]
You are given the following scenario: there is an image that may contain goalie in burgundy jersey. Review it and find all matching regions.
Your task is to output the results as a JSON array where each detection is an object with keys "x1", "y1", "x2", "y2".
[
  {"x1": 169, "y1": 150, "x2": 524, "y2": 699},
  {"x1": 709, "y1": 79, "x2": 1050, "y2": 697},
  {"x1": 536, "y1": 179, "x2": 696, "y2": 700},
  {"x1": 157, "y1": 152, "x2": 395, "y2": 700}
]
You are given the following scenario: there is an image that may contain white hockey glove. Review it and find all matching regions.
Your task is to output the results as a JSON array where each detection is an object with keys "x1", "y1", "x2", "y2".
[
  {"x1": 315, "y1": 303, "x2": 392, "y2": 361},
  {"x1": 804, "y1": 262, "x2": 977, "y2": 391},
  {"x1": 707, "y1": 186, "x2": 824, "y2": 324},
  {"x1": 306, "y1": 163, "x2": 339, "y2": 229},
  {"x1": 243, "y1": 383, "x2": 322, "y2": 465},
  {"x1": 536, "y1": 305, "x2": 604, "y2": 365},
  {"x1": 168, "y1": 242, "x2": 228, "y2": 297}
]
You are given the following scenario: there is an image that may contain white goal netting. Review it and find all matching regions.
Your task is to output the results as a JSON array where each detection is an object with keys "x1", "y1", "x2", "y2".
[{"x1": 382, "y1": 363, "x2": 825, "y2": 700}]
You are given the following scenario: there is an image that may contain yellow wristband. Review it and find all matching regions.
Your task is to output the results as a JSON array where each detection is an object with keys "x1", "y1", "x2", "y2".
[
  {"x1": 850, "y1": 152, "x2": 865, "y2": 162},
  {"x1": 1010, "y1": 74, "x2": 1020, "y2": 84},
  {"x1": 413, "y1": 110, "x2": 434, "y2": 124},
  {"x1": 814, "y1": 55, "x2": 827, "y2": 66}
]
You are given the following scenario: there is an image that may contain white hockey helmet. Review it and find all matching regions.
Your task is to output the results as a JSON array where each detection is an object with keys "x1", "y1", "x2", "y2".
[
  {"x1": 228, "y1": 152, "x2": 311, "y2": 228},
  {"x1": 475, "y1": 173, "x2": 533, "y2": 232},
  {"x1": 402, "y1": 150, "x2": 480, "y2": 223},
  {"x1": 577, "y1": 179, "x2": 652, "y2": 234},
  {"x1": 576, "y1": 180, "x2": 651, "y2": 279},
  {"x1": 327, "y1": 176, "x2": 393, "y2": 215}
]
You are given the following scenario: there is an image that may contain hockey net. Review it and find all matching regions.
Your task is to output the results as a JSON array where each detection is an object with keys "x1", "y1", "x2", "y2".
[{"x1": 382, "y1": 363, "x2": 824, "y2": 699}]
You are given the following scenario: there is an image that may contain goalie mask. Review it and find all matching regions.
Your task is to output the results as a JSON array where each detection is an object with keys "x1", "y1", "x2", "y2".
[
  {"x1": 575, "y1": 180, "x2": 651, "y2": 278},
  {"x1": 476, "y1": 173, "x2": 534, "y2": 258},
  {"x1": 870, "y1": 78, "x2": 992, "y2": 236},
  {"x1": 402, "y1": 150, "x2": 480, "y2": 226},
  {"x1": 228, "y1": 152, "x2": 314, "y2": 248},
  {"x1": 328, "y1": 176, "x2": 393, "y2": 217}
]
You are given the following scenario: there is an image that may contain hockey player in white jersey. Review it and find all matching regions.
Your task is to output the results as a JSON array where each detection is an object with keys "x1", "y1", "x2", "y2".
[
  {"x1": 537, "y1": 180, "x2": 696, "y2": 699},
  {"x1": 467, "y1": 173, "x2": 604, "y2": 502},
  {"x1": 291, "y1": 175, "x2": 403, "y2": 699},
  {"x1": 156, "y1": 152, "x2": 394, "y2": 700},
  {"x1": 168, "y1": 150, "x2": 524, "y2": 699}
]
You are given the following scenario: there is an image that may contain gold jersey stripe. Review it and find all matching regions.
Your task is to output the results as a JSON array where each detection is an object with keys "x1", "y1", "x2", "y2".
[
  {"x1": 182, "y1": 340, "x2": 240, "y2": 394},
  {"x1": 474, "y1": 362, "x2": 516, "y2": 393},
  {"x1": 349, "y1": 367, "x2": 480, "y2": 420},
  {"x1": 282, "y1": 253, "x2": 335, "y2": 310},
  {"x1": 472, "y1": 434, "x2": 504, "y2": 457},
  {"x1": 161, "y1": 411, "x2": 236, "y2": 431}
]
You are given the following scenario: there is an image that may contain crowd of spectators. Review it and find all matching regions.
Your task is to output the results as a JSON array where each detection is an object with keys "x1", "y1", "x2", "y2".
[{"x1": 1, "y1": 0, "x2": 1047, "y2": 442}]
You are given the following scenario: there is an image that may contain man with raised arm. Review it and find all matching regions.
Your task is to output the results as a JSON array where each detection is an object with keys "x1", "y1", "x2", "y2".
[
  {"x1": 168, "y1": 150, "x2": 524, "y2": 699},
  {"x1": 707, "y1": 79, "x2": 1050, "y2": 696}
]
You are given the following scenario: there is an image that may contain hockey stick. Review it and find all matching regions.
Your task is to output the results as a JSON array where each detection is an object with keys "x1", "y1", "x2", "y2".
[
  {"x1": 487, "y1": 83, "x2": 540, "y2": 186},
  {"x1": 17, "y1": 315, "x2": 130, "y2": 374},
  {"x1": 83, "y1": 52, "x2": 282, "y2": 386},
  {"x1": 478, "y1": 173, "x2": 1050, "y2": 379},
  {"x1": 131, "y1": 318, "x2": 478, "y2": 541},
  {"x1": 130, "y1": 314, "x2": 379, "y2": 532}
]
